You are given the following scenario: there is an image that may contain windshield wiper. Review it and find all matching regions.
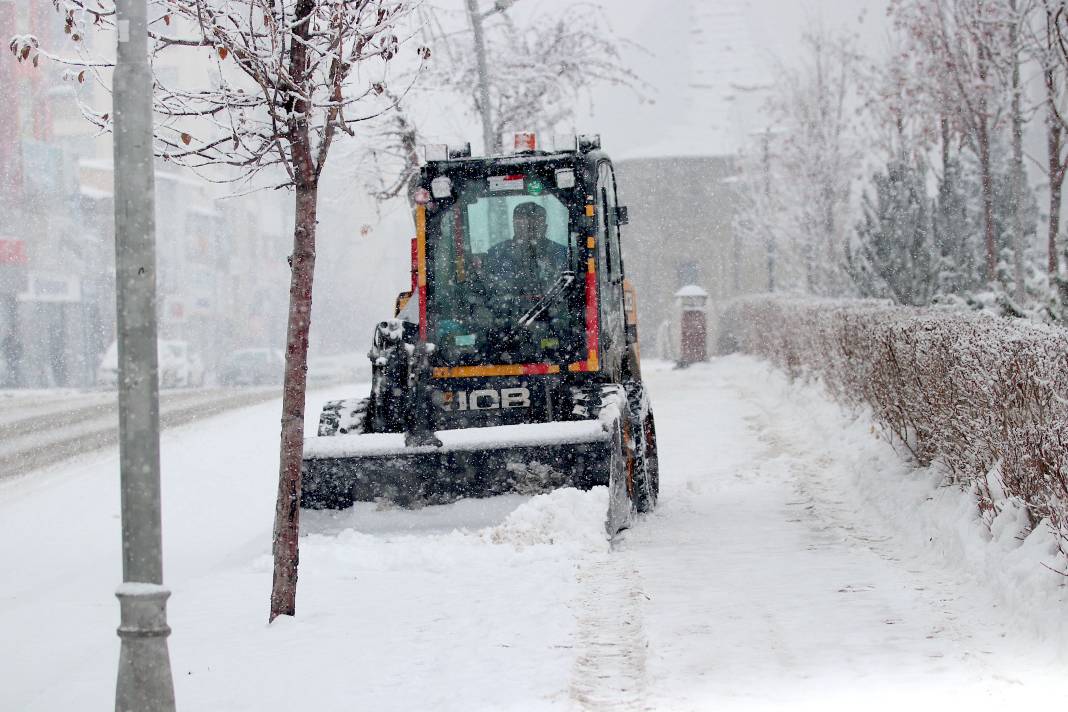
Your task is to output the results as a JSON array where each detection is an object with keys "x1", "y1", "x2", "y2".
[{"x1": 516, "y1": 271, "x2": 576, "y2": 329}]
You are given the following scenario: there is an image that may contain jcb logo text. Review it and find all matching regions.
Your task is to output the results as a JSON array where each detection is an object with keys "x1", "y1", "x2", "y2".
[{"x1": 441, "y1": 387, "x2": 531, "y2": 411}]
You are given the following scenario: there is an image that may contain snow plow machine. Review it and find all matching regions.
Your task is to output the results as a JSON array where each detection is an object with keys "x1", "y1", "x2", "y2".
[{"x1": 301, "y1": 133, "x2": 658, "y2": 534}]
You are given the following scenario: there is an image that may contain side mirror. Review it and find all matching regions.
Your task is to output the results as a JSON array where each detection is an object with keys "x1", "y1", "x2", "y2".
[{"x1": 615, "y1": 205, "x2": 629, "y2": 226}]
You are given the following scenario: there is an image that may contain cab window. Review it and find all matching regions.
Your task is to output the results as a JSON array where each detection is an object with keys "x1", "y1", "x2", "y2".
[{"x1": 598, "y1": 163, "x2": 623, "y2": 282}]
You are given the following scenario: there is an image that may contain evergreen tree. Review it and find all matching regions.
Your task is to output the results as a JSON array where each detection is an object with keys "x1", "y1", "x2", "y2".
[
  {"x1": 849, "y1": 157, "x2": 937, "y2": 305},
  {"x1": 932, "y1": 154, "x2": 984, "y2": 296},
  {"x1": 990, "y1": 137, "x2": 1040, "y2": 300}
]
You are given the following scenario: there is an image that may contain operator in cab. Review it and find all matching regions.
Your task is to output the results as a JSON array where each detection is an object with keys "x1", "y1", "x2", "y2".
[{"x1": 484, "y1": 202, "x2": 568, "y2": 288}]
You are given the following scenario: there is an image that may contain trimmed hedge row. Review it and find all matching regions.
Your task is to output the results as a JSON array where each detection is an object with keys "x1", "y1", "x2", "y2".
[{"x1": 719, "y1": 297, "x2": 1068, "y2": 534}]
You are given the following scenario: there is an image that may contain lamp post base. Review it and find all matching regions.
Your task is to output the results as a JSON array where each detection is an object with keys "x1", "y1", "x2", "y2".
[{"x1": 115, "y1": 583, "x2": 176, "y2": 712}]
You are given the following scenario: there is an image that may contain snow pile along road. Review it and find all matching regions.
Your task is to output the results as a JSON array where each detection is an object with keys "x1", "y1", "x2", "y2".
[{"x1": 2, "y1": 360, "x2": 1067, "y2": 711}]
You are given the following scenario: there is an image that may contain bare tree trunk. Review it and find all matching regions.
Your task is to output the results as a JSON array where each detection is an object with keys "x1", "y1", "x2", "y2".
[
  {"x1": 1010, "y1": 0, "x2": 1027, "y2": 302},
  {"x1": 941, "y1": 116, "x2": 952, "y2": 180},
  {"x1": 1052, "y1": 182, "x2": 1067, "y2": 309},
  {"x1": 465, "y1": 0, "x2": 496, "y2": 155},
  {"x1": 1051, "y1": 181, "x2": 1063, "y2": 278},
  {"x1": 803, "y1": 235, "x2": 815, "y2": 294},
  {"x1": 270, "y1": 0, "x2": 317, "y2": 622},
  {"x1": 1043, "y1": 3, "x2": 1067, "y2": 307},
  {"x1": 821, "y1": 181, "x2": 836, "y2": 294},
  {"x1": 762, "y1": 132, "x2": 776, "y2": 291},
  {"x1": 936, "y1": 115, "x2": 955, "y2": 291},
  {"x1": 269, "y1": 176, "x2": 317, "y2": 621},
  {"x1": 1048, "y1": 103, "x2": 1064, "y2": 279},
  {"x1": 978, "y1": 116, "x2": 997, "y2": 283}
]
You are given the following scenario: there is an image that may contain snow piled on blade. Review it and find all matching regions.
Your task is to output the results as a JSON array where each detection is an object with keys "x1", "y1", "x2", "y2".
[
  {"x1": 484, "y1": 486, "x2": 610, "y2": 552},
  {"x1": 297, "y1": 486, "x2": 610, "y2": 567}
]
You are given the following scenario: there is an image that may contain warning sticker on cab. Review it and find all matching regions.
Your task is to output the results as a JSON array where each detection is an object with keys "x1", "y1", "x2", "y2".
[{"x1": 488, "y1": 175, "x2": 526, "y2": 192}]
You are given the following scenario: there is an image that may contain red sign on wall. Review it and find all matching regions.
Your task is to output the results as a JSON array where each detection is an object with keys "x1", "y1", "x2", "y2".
[{"x1": 0, "y1": 239, "x2": 27, "y2": 265}]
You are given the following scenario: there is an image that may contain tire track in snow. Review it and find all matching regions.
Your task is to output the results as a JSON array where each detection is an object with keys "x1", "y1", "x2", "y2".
[
  {"x1": 731, "y1": 375, "x2": 1018, "y2": 676},
  {"x1": 780, "y1": 452, "x2": 992, "y2": 659},
  {"x1": 568, "y1": 552, "x2": 649, "y2": 711}
]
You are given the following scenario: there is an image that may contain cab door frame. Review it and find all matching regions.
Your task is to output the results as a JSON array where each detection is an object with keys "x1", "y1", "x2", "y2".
[{"x1": 595, "y1": 160, "x2": 626, "y2": 381}]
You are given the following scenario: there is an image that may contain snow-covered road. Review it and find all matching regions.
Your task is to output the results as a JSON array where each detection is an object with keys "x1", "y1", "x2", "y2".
[
  {"x1": 2, "y1": 357, "x2": 1064, "y2": 710},
  {"x1": 0, "y1": 386, "x2": 281, "y2": 478}
]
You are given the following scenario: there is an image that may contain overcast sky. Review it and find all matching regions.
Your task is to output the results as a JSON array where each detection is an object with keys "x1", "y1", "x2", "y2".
[
  {"x1": 411, "y1": 1, "x2": 890, "y2": 154},
  {"x1": 583, "y1": 0, "x2": 890, "y2": 154}
]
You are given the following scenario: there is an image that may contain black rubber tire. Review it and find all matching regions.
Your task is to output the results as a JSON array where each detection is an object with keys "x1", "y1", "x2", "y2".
[
  {"x1": 624, "y1": 383, "x2": 657, "y2": 513},
  {"x1": 318, "y1": 404, "x2": 342, "y2": 437},
  {"x1": 643, "y1": 410, "x2": 660, "y2": 504},
  {"x1": 317, "y1": 397, "x2": 370, "y2": 437},
  {"x1": 305, "y1": 397, "x2": 368, "y2": 510},
  {"x1": 605, "y1": 416, "x2": 634, "y2": 536}
]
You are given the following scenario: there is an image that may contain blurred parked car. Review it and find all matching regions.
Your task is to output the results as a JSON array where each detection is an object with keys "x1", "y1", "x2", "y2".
[
  {"x1": 306, "y1": 354, "x2": 359, "y2": 387},
  {"x1": 97, "y1": 339, "x2": 205, "y2": 388},
  {"x1": 218, "y1": 348, "x2": 285, "y2": 386},
  {"x1": 160, "y1": 341, "x2": 205, "y2": 388}
]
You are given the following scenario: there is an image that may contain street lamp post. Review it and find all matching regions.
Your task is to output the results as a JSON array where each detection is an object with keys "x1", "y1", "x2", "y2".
[
  {"x1": 465, "y1": 0, "x2": 496, "y2": 155},
  {"x1": 464, "y1": 0, "x2": 523, "y2": 156},
  {"x1": 112, "y1": 1, "x2": 176, "y2": 710}
]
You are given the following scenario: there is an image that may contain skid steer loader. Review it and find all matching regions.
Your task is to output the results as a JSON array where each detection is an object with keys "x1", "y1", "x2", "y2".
[{"x1": 301, "y1": 133, "x2": 658, "y2": 534}]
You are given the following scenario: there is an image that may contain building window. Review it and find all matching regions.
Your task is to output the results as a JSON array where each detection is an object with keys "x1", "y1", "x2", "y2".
[{"x1": 677, "y1": 260, "x2": 699, "y2": 286}]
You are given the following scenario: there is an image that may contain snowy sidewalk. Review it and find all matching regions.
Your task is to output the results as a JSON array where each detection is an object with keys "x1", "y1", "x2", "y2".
[
  {"x1": 616, "y1": 358, "x2": 1065, "y2": 710},
  {"x1": 2, "y1": 358, "x2": 1064, "y2": 711}
]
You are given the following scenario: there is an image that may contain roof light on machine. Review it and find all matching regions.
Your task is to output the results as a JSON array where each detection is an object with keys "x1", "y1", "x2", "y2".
[
  {"x1": 513, "y1": 131, "x2": 538, "y2": 153},
  {"x1": 423, "y1": 134, "x2": 598, "y2": 162},
  {"x1": 424, "y1": 144, "x2": 449, "y2": 162},
  {"x1": 553, "y1": 134, "x2": 578, "y2": 152},
  {"x1": 578, "y1": 134, "x2": 601, "y2": 152},
  {"x1": 423, "y1": 143, "x2": 472, "y2": 163},
  {"x1": 430, "y1": 176, "x2": 452, "y2": 199}
]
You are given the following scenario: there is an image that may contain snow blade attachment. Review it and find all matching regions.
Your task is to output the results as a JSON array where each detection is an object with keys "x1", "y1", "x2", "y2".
[{"x1": 301, "y1": 415, "x2": 637, "y2": 536}]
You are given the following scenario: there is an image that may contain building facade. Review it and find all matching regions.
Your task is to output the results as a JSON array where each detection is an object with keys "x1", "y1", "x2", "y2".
[
  {"x1": 0, "y1": 1, "x2": 293, "y2": 387},
  {"x1": 612, "y1": 0, "x2": 774, "y2": 358},
  {"x1": 0, "y1": 1, "x2": 109, "y2": 387}
]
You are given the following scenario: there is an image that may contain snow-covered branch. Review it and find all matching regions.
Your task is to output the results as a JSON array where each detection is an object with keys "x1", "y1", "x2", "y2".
[{"x1": 12, "y1": 0, "x2": 427, "y2": 186}]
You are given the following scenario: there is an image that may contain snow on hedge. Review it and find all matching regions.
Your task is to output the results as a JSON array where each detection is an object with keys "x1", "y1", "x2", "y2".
[{"x1": 719, "y1": 296, "x2": 1068, "y2": 555}]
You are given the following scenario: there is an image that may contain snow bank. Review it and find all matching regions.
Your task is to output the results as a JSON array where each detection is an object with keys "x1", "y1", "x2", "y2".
[
  {"x1": 715, "y1": 295, "x2": 1068, "y2": 657},
  {"x1": 778, "y1": 372, "x2": 1068, "y2": 653},
  {"x1": 803, "y1": 377, "x2": 1068, "y2": 657},
  {"x1": 720, "y1": 295, "x2": 1068, "y2": 553}
]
